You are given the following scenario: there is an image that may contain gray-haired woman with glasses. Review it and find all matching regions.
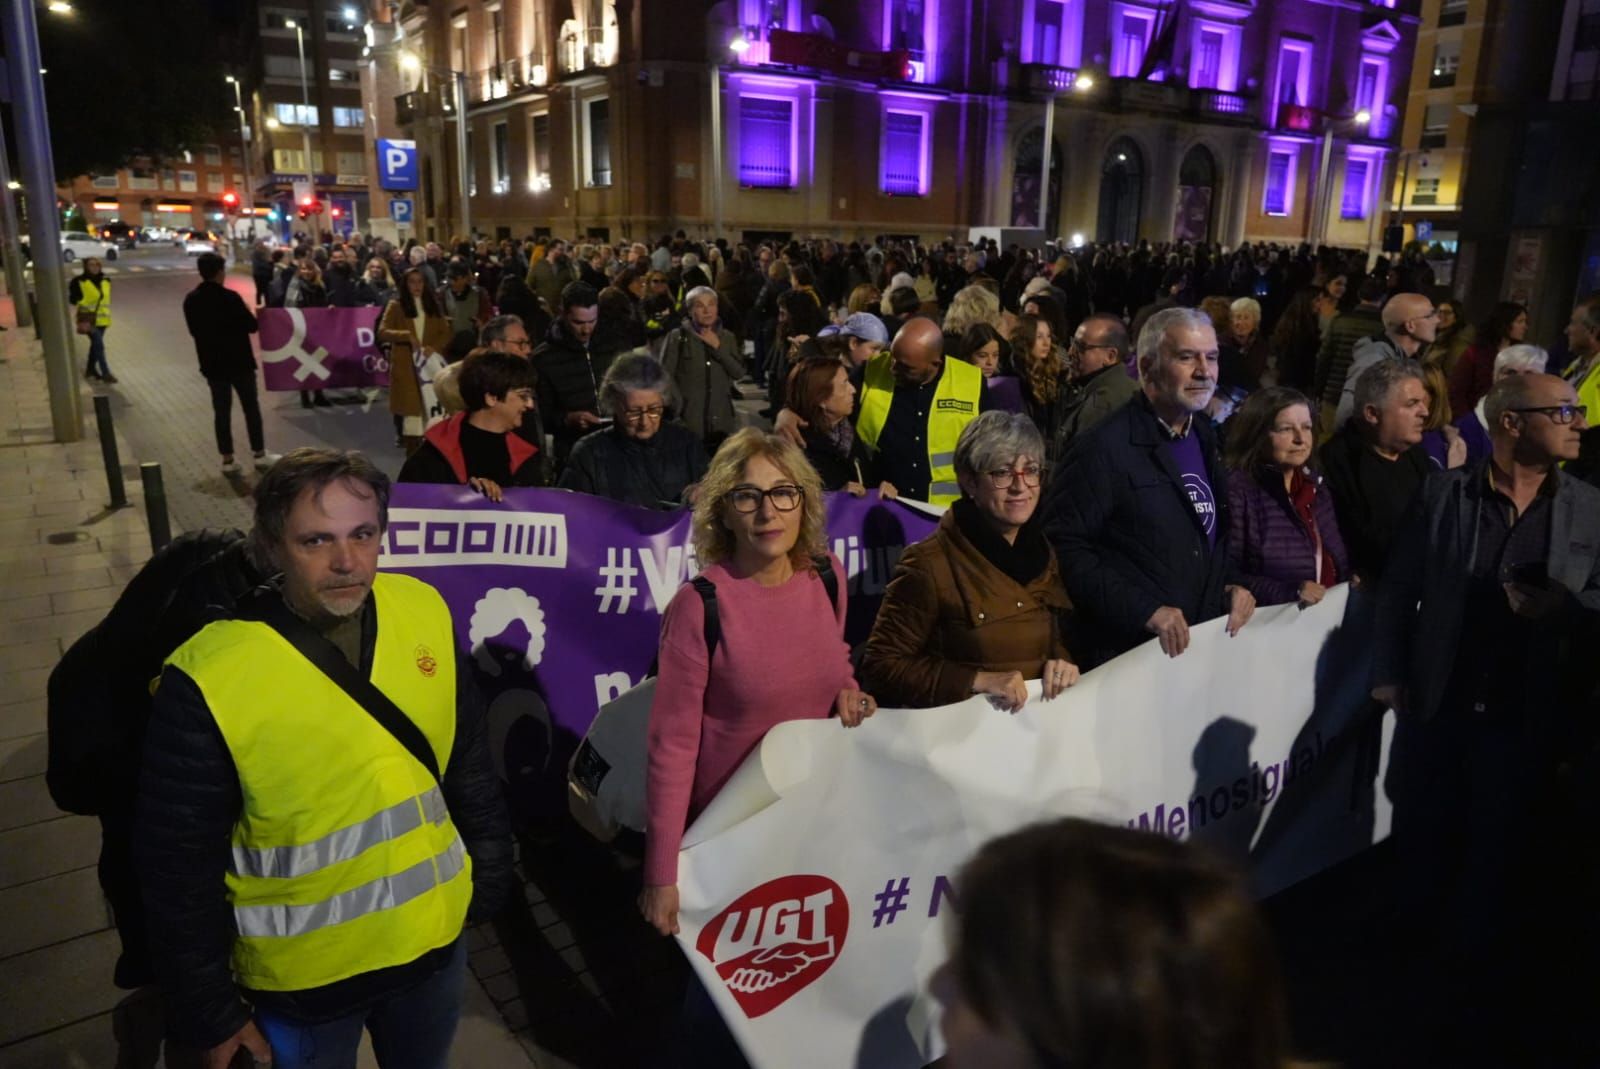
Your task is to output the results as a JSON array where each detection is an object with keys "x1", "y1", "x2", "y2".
[
  {"x1": 862, "y1": 411, "x2": 1079, "y2": 711},
  {"x1": 557, "y1": 354, "x2": 709, "y2": 509},
  {"x1": 641, "y1": 428, "x2": 876, "y2": 940}
]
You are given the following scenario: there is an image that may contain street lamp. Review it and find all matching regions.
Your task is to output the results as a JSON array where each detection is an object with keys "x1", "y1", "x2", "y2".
[
  {"x1": 46, "y1": 2, "x2": 74, "y2": 14},
  {"x1": 225, "y1": 74, "x2": 258, "y2": 243},
  {"x1": 398, "y1": 49, "x2": 472, "y2": 241},
  {"x1": 1036, "y1": 71, "x2": 1095, "y2": 238},
  {"x1": 285, "y1": 18, "x2": 317, "y2": 224},
  {"x1": 1311, "y1": 108, "x2": 1372, "y2": 249},
  {"x1": 709, "y1": 32, "x2": 756, "y2": 241}
]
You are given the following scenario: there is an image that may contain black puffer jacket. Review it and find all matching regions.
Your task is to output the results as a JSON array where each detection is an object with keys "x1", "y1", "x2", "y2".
[
  {"x1": 557, "y1": 422, "x2": 709, "y2": 509},
  {"x1": 533, "y1": 319, "x2": 618, "y2": 463},
  {"x1": 135, "y1": 585, "x2": 513, "y2": 1050}
]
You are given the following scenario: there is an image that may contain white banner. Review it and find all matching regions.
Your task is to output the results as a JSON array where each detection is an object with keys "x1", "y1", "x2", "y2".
[{"x1": 673, "y1": 584, "x2": 1394, "y2": 1068}]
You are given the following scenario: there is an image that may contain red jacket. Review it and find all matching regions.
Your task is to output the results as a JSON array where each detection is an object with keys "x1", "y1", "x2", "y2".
[{"x1": 398, "y1": 412, "x2": 542, "y2": 486}]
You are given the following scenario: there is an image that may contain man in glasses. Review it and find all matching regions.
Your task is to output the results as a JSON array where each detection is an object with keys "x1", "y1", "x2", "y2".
[
  {"x1": 1333, "y1": 291, "x2": 1438, "y2": 426},
  {"x1": 1053, "y1": 314, "x2": 1137, "y2": 456},
  {"x1": 1373, "y1": 372, "x2": 1600, "y2": 1057}
]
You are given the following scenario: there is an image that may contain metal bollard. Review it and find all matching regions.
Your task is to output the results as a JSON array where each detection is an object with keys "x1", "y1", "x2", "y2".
[
  {"x1": 139, "y1": 462, "x2": 172, "y2": 553},
  {"x1": 92, "y1": 394, "x2": 128, "y2": 509}
]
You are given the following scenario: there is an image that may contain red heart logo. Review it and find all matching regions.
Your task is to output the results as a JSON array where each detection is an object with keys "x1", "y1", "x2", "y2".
[{"x1": 695, "y1": 874, "x2": 849, "y2": 1018}]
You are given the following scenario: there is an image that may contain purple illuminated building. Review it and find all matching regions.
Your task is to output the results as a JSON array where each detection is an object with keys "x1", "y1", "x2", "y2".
[{"x1": 373, "y1": 0, "x2": 1419, "y2": 247}]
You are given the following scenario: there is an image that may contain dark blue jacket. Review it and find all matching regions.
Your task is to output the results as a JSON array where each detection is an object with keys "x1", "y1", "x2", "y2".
[
  {"x1": 1043, "y1": 394, "x2": 1238, "y2": 667},
  {"x1": 1225, "y1": 466, "x2": 1351, "y2": 607}
]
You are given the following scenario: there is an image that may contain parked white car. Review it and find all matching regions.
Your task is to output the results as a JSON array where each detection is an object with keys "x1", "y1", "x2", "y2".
[{"x1": 60, "y1": 230, "x2": 118, "y2": 262}]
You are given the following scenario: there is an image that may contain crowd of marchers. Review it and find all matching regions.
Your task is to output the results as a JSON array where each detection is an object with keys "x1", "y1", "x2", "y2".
[{"x1": 50, "y1": 225, "x2": 1600, "y2": 1069}]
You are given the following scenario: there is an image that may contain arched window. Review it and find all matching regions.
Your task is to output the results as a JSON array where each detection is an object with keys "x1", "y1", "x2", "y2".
[
  {"x1": 1174, "y1": 144, "x2": 1217, "y2": 242},
  {"x1": 1011, "y1": 125, "x2": 1064, "y2": 235},
  {"x1": 1097, "y1": 138, "x2": 1143, "y2": 244}
]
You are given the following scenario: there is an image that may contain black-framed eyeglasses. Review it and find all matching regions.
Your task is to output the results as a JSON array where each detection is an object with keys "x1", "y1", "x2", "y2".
[
  {"x1": 623, "y1": 404, "x2": 666, "y2": 422},
  {"x1": 725, "y1": 484, "x2": 804, "y2": 513},
  {"x1": 1071, "y1": 337, "x2": 1119, "y2": 355},
  {"x1": 1511, "y1": 404, "x2": 1582, "y2": 425},
  {"x1": 983, "y1": 465, "x2": 1043, "y2": 489}
]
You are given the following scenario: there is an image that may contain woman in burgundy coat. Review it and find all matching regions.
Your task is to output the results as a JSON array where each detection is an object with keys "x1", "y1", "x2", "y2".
[{"x1": 1223, "y1": 387, "x2": 1351, "y2": 608}]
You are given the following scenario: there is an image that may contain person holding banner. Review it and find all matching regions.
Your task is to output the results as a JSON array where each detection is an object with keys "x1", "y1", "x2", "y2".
[
  {"x1": 862, "y1": 411, "x2": 1076, "y2": 710},
  {"x1": 1044, "y1": 307, "x2": 1254, "y2": 667},
  {"x1": 285, "y1": 259, "x2": 333, "y2": 410},
  {"x1": 641, "y1": 428, "x2": 875, "y2": 939},
  {"x1": 932, "y1": 817, "x2": 1287, "y2": 1069},
  {"x1": 398, "y1": 349, "x2": 545, "y2": 499},
  {"x1": 381, "y1": 269, "x2": 453, "y2": 454},
  {"x1": 787, "y1": 355, "x2": 893, "y2": 497},
  {"x1": 558, "y1": 353, "x2": 708, "y2": 509},
  {"x1": 1222, "y1": 387, "x2": 1350, "y2": 608}
]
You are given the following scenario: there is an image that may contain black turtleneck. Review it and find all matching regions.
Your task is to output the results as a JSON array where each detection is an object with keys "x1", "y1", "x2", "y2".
[{"x1": 951, "y1": 497, "x2": 1050, "y2": 587}]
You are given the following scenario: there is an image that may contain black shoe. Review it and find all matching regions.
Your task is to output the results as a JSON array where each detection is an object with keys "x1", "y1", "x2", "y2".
[
  {"x1": 102, "y1": 373, "x2": 119, "y2": 384},
  {"x1": 312, "y1": 392, "x2": 333, "y2": 408},
  {"x1": 300, "y1": 393, "x2": 314, "y2": 409}
]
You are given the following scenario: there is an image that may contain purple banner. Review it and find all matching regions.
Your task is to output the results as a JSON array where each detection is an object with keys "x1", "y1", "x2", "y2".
[
  {"x1": 259, "y1": 307, "x2": 390, "y2": 390},
  {"x1": 378, "y1": 485, "x2": 940, "y2": 817}
]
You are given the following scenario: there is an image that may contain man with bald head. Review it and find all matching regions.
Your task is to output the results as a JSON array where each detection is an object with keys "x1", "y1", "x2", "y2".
[
  {"x1": 1334, "y1": 291, "x2": 1438, "y2": 426},
  {"x1": 1373, "y1": 371, "x2": 1600, "y2": 1053},
  {"x1": 775, "y1": 314, "x2": 988, "y2": 503}
]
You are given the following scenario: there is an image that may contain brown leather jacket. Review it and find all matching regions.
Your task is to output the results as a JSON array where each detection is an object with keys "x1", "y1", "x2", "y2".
[{"x1": 861, "y1": 508, "x2": 1073, "y2": 708}]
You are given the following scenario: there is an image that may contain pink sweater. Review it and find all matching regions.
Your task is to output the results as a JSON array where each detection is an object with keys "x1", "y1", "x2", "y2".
[{"x1": 643, "y1": 556, "x2": 854, "y2": 885}]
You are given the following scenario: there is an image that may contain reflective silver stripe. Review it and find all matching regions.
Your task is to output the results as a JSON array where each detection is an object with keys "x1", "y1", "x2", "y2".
[
  {"x1": 929, "y1": 452, "x2": 956, "y2": 468},
  {"x1": 234, "y1": 836, "x2": 466, "y2": 939},
  {"x1": 930, "y1": 481, "x2": 961, "y2": 497},
  {"x1": 231, "y1": 787, "x2": 448, "y2": 880}
]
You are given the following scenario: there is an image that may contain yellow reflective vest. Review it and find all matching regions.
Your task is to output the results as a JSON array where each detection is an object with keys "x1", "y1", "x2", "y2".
[
  {"x1": 166, "y1": 573, "x2": 472, "y2": 993},
  {"x1": 75, "y1": 275, "x2": 111, "y2": 327},
  {"x1": 855, "y1": 351, "x2": 983, "y2": 506},
  {"x1": 1565, "y1": 355, "x2": 1600, "y2": 429}
]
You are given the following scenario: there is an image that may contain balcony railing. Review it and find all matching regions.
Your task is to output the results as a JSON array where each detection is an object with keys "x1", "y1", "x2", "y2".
[
  {"x1": 1113, "y1": 79, "x2": 1186, "y2": 113},
  {"x1": 1197, "y1": 90, "x2": 1252, "y2": 121},
  {"x1": 395, "y1": 87, "x2": 455, "y2": 125}
]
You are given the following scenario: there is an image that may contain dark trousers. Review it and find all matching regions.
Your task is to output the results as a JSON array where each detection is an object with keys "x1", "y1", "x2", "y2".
[{"x1": 206, "y1": 368, "x2": 265, "y2": 457}]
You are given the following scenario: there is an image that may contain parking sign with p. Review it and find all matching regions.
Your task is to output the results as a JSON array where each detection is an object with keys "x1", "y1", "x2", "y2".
[{"x1": 377, "y1": 139, "x2": 418, "y2": 191}]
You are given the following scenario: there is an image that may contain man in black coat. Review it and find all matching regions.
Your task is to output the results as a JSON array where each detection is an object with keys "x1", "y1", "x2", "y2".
[
  {"x1": 534, "y1": 281, "x2": 617, "y2": 467},
  {"x1": 181, "y1": 253, "x2": 280, "y2": 474},
  {"x1": 1043, "y1": 306, "x2": 1255, "y2": 667}
]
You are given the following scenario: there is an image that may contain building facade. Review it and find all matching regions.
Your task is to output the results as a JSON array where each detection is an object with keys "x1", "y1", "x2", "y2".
[
  {"x1": 1456, "y1": 0, "x2": 1600, "y2": 340},
  {"x1": 248, "y1": 1, "x2": 375, "y2": 235},
  {"x1": 55, "y1": 146, "x2": 250, "y2": 236},
  {"x1": 363, "y1": 0, "x2": 1418, "y2": 250}
]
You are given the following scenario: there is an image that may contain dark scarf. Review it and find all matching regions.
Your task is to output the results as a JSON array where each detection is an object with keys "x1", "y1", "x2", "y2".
[
  {"x1": 951, "y1": 497, "x2": 1050, "y2": 588},
  {"x1": 1282, "y1": 468, "x2": 1338, "y2": 587}
]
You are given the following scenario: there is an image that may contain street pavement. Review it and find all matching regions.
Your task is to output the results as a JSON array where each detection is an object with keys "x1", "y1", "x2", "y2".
[{"x1": 0, "y1": 265, "x2": 690, "y2": 1067}]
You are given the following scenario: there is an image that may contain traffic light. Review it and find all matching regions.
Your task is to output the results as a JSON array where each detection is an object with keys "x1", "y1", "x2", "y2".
[
  {"x1": 297, "y1": 194, "x2": 322, "y2": 219},
  {"x1": 221, "y1": 190, "x2": 240, "y2": 214}
]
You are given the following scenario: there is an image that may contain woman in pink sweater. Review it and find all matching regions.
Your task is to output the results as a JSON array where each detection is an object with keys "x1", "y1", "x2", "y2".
[{"x1": 639, "y1": 428, "x2": 877, "y2": 937}]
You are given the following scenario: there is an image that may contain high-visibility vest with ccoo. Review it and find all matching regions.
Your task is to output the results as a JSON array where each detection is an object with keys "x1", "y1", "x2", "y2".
[
  {"x1": 855, "y1": 351, "x2": 983, "y2": 506},
  {"x1": 166, "y1": 572, "x2": 471, "y2": 992}
]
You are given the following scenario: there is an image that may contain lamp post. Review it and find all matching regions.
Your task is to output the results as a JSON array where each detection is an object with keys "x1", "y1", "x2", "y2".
[
  {"x1": 285, "y1": 19, "x2": 317, "y2": 221},
  {"x1": 3, "y1": 0, "x2": 79, "y2": 439},
  {"x1": 1311, "y1": 108, "x2": 1370, "y2": 250},
  {"x1": 400, "y1": 51, "x2": 471, "y2": 242},
  {"x1": 1038, "y1": 72, "x2": 1094, "y2": 240},
  {"x1": 711, "y1": 34, "x2": 752, "y2": 242},
  {"x1": 225, "y1": 75, "x2": 257, "y2": 244}
]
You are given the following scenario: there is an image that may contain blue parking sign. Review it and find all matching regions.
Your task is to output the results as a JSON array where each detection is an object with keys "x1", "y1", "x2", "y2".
[
  {"x1": 377, "y1": 139, "x2": 418, "y2": 191},
  {"x1": 390, "y1": 199, "x2": 414, "y2": 224}
]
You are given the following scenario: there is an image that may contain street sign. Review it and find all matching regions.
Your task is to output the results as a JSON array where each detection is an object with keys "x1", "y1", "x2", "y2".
[
  {"x1": 1414, "y1": 220, "x2": 1434, "y2": 243},
  {"x1": 390, "y1": 198, "x2": 414, "y2": 224},
  {"x1": 377, "y1": 139, "x2": 418, "y2": 191}
]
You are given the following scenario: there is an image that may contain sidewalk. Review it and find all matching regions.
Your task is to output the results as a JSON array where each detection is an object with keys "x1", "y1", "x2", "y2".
[{"x1": 0, "y1": 300, "x2": 544, "y2": 1068}]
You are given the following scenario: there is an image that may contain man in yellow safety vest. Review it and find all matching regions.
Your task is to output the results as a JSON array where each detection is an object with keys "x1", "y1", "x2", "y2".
[{"x1": 134, "y1": 448, "x2": 511, "y2": 1068}]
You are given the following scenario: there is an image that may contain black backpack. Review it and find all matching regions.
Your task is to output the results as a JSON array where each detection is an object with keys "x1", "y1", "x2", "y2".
[{"x1": 46, "y1": 529, "x2": 259, "y2": 815}]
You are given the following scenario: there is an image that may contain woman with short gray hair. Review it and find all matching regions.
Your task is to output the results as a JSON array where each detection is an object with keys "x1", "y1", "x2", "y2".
[
  {"x1": 660, "y1": 285, "x2": 746, "y2": 447},
  {"x1": 862, "y1": 410, "x2": 1079, "y2": 711},
  {"x1": 557, "y1": 353, "x2": 709, "y2": 509}
]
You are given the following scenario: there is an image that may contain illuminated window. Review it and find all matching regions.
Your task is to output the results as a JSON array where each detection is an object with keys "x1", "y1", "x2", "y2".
[
  {"x1": 1111, "y1": 7, "x2": 1156, "y2": 78},
  {"x1": 1023, "y1": 0, "x2": 1083, "y2": 68},
  {"x1": 1273, "y1": 38, "x2": 1313, "y2": 125},
  {"x1": 530, "y1": 112, "x2": 552, "y2": 191},
  {"x1": 492, "y1": 121, "x2": 510, "y2": 193},
  {"x1": 1429, "y1": 39, "x2": 1460, "y2": 87},
  {"x1": 333, "y1": 107, "x2": 365, "y2": 128},
  {"x1": 274, "y1": 103, "x2": 319, "y2": 126},
  {"x1": 1263, "y1": 148, "x2": 1295, "y2": 216},
  {"x1": 1413, "y1": 177, "x2": 1440, "y2": 205},
  {"x1": 739, "y1": 96, "x2": 794, "y2": 188},
  {"x1": 1187, "y1": 20, "x2": 1241, "y2": 92},
  {"x1": 1341, "y1": 157, "x2": 1370, "y2": 219},
  {"x1": 881, "y1": 110, "x2": 927, "y2": 196}
]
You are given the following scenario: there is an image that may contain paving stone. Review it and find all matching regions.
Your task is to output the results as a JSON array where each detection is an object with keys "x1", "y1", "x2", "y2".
[
  {"x1": 0, "y1": 642, "x2": 61, "y2": 674},
  {"x1": 0, "y1": 929, "x2": 124, "y2": 1045},
  {"x1": 0, "y1": 866, "x2": 111, "y2": 958},
  {"x1": 0, "y1": 596, "x2": 53, "y2": 622},
  {"x1": 468, "y1": 943, "x2": 512, "y2": 979},
  {"x1": 0, "y1": 695, "x2": 47, "y2": 740},
  {"x1": 0, "y1": 734, "x2": 47, "y2": 783},
  {"x1": 0, "y1": 817, "x2": 101, "y2": 890},
  {"x1": 0, "y1": 1007, "x2": 123, "y2": 1069},
  {"x1": 0, "y1": 774, "x2": 60, "y2": 831},
  {"x1": 0, "y1": 569, "x2": 114, "y2": 600},
  {"x1": 48, "y1": 586, "x2": 119, "y2": 615},
  {"x1": 0, "y1": 668, "x2": 50, "y2": 706},
  {"x1": 0, "y1": 608, "x2": 105, "y2": 644}
]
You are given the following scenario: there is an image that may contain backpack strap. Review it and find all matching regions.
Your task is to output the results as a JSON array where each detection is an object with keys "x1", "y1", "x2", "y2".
[
  {"x1": 813, "y1": 555, "x2": 842, "y2": 618},
  {"x1": 690, "y1": 575, "x2": 720, "y2": 659}
]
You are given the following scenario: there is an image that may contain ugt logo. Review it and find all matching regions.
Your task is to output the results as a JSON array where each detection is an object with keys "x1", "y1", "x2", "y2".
[{"x1": 695, "y1": 874, "x2": 848, "y2": 1018}]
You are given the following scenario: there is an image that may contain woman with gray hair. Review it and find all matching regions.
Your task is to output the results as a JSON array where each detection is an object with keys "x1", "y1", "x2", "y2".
[
  {"x1": 660, "y1": 285, "x2": 746, "y2": 448},
  {"x1": 557, "y1": 353, "x2": 709, "y2": 509},
  {"x1": 861, "y1": 410, "x2": 1079, "y2": 711}
]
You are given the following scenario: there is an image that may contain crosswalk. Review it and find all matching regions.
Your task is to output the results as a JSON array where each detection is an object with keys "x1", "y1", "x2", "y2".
[{"x1": 22, "y1": 260, "x2": 201, "y2": 281}]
